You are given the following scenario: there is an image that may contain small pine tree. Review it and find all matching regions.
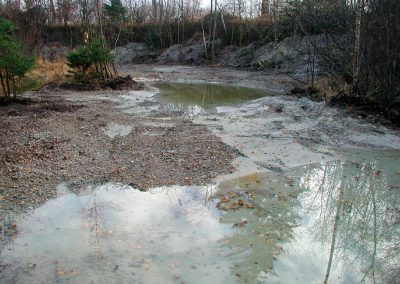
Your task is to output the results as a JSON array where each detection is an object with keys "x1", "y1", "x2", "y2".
[
  {"x1": 0, "y1": 18, "x2": 35, "y2": 98},
  {"x1": 66, "y1": 38, "x2": 115, "y2": 82}
]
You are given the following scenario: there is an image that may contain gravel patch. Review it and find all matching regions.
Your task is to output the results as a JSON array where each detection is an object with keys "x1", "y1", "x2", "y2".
[{"x1": 0, "y1": 95, "x2": 236, "y2": 213}]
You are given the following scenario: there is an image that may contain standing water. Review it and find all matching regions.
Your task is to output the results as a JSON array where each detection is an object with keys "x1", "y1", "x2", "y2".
[
  {"x1": 155, "y1": 83, "x2": 268, "y2": 115},
  {"x1": 0, "y1": 149, "x2": 399, "y2": 283}
]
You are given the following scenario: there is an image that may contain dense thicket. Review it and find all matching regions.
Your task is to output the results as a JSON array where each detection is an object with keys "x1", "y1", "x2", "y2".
[
  {"x1": 0, "y1": 0, "x2": 288, "y2": 49},
  {"x1": 287, "y1": 0, "x2": 399, "y2": 118},
  {"x1": 360, "y1": 0, "x2": 400, "y2": 111}
]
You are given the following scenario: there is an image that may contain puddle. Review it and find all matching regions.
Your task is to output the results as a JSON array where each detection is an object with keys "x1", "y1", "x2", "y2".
[
  {"x1": 1, "y1": 149, "x2": 399, "y2": 283},
  {"x1": 0, "y1": 185, "x2": 237, "y2": 283},
  {"x1": 279, "y1": 149, "x2": 400, "y2": 284},
  {"x1": 155, "y1": 82, "x2": 268, "y2": 115}
]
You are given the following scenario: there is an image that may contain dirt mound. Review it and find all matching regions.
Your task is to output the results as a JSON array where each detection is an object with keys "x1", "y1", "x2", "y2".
[
  {"x1": 112, "y1": 42, "x2": 159, "y2": 65},
  {"x1": 156, "y1": 33, "x2": 212, "y2": 65},
  {"x1": 55, "y1": 82, "x2": 103, "y2": 91},
  {"x1": 217, "y1": 41, "x2": 263, "y2": 68},
  {"x1": 157, "y1": 43, "x2": 206, "y2": 65},
  {"x1": 104, "y1": 75, "x2": 144, "y2": 90}
]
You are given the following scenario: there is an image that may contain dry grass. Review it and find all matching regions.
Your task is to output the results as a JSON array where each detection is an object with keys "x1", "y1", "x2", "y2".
[
  {"x1": 16, "y1": 58, "x2": 71, "y2": 92},
  {"x1": 29, "y1": 58, "x2": 68, "y2": 85}
]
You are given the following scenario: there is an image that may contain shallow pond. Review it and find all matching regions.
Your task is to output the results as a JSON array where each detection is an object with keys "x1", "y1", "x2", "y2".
[
  {"x1": 0, "y1": 149, "x2": 399, "y2": 283},
  {"x1": 155, "y1": 83, "x2": 268, "y2": 115}
]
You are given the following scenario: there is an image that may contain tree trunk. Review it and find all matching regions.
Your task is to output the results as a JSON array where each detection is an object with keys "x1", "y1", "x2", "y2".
[
  {"x1": 352, "y1": 0, "x2": 362, "y2": 94},
  {"x1": 96, "y1": 0, "x2": 105, "y2": 40},
  {"x1": 211, "y1": 0, "x2": 218, "y2": 59},
  {"x1": 261, "y1": 0, "x2": 268, "y2": 16},
  {"x1": 0, "y1": 70, "x2": 8, "y2": 97},
  {"x1": 5, "y1": 70, "x2": 11, "y2": 97},
  {"x1": 81, "y1": 0, "x2": 90, "y2": 33},
  {"x1": 152, "y1": 0, "x2": 157, "y2": 21},
  {"x1": 201, "y1": 21, "x2": 208, "y2": 58},
  {"x1": 49, "y1": 0, "x2": 56, "y2": 24}
]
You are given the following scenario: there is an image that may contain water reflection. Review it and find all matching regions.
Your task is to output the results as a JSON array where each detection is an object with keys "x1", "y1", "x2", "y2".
[
  {"x1": 267, "y1": 149, "x2": 400, "y2": 283},
  {"x1": 155, "y1": 82, "x2": 267, "y2": 115},
  {"x1": 1, "y1": 150, "x2": 399, "y2": 283},
  {"x1": 0, "y1": 184, "x2": 236, "y2": 284}
]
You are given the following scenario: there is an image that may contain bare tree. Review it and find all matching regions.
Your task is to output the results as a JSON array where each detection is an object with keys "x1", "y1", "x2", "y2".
[{"x1": 352, "y1": 0, "x2": 362, "y2": 93}]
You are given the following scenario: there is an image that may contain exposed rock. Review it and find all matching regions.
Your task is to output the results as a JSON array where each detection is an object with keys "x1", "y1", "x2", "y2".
[
  {"x1": 41, "y1": 33, "x2": 349, "y2": 81},
  {"x1": 114, "y1": 34, "x2": 349, "y2": 81}
]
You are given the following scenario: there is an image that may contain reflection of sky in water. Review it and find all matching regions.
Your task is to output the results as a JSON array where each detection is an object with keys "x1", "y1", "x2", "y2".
[
  {"x1": 266, "y1": 149, "x2": 400, "y2": 284},
  {"x1": 0, "y1": 185, "x2": 237, "y2": 284},
  {"x1": 1, "y1": 149, "x2": 399, "y2": 283}
]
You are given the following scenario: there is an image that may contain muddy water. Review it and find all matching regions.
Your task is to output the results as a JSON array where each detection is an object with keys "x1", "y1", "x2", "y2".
[
  {"x1": 155, "y1": 83, "x2": 268, "y2": 115},
  {"x1": 1, "y1": 149, "x2": 399, "y2": 283}
]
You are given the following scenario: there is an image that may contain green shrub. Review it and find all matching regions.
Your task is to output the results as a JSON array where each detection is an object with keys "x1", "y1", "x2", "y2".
[
  {"x1": 66, "y1": 38, "x2": 114, "y2": 82},
  {"x1": 87, "y1": 39, "x2": 113, "y2": 65},
  {"x1": 66, "y1": 46, "x2": 92, "y2": 73}
]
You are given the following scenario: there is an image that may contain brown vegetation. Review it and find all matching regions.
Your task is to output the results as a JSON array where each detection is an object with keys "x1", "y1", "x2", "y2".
[{"x1": 29, "y1": 58, "x2": 67, "y2": 85}]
